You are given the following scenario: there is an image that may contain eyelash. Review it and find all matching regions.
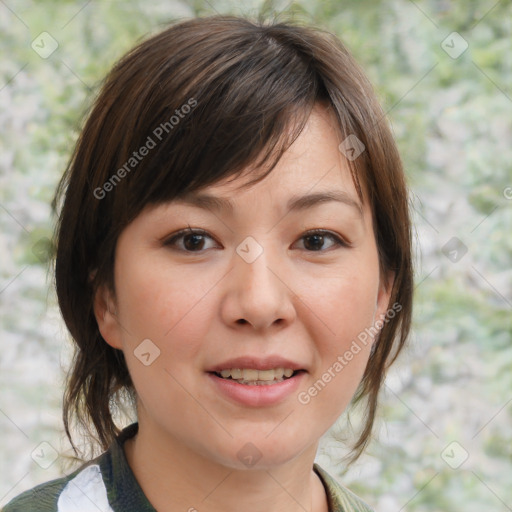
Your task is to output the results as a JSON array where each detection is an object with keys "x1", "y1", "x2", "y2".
[{"x1": 163, "y1": 227, "x2": 350, "y2": 253}]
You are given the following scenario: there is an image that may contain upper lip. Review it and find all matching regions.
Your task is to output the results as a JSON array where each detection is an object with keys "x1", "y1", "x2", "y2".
[{"x1": 206, "y1": 356, "x2": 306, "y2": 373}]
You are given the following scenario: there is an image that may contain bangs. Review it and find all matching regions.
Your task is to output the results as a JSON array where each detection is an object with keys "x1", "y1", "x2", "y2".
[{"x1": 94, "y1": 18, "x2": 329, "y2": 226}]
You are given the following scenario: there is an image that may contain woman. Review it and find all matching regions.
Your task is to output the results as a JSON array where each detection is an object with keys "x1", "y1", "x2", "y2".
[{"x1": 4, "y1": 14, "x2": 412, "y2": 512}]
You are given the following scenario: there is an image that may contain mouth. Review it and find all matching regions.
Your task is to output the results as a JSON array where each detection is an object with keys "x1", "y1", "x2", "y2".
[
  {"x1": 209, "y1": 368, "x2": 306, "y2": 386},
  {"x1": 206, "y1": 367, "x2": 307, "y2": 407}
]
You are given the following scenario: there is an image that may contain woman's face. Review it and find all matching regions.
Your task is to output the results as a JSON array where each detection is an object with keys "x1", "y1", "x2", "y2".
[{"x1": 95, "y1": 105, "x2": 393, "y2": 469}]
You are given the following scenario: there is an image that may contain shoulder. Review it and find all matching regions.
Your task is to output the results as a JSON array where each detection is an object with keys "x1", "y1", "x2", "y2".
[
  {"x1": 2, "y1": 424, "x2": 141, "y2": 512},
  {"x1": 313, "y1": 463, "x2": 375, "y2": 512},
  {"x1": 2, "y1": 460, "x2": 109, "y2": 512},
  {"x1": 2, "y1": 476, "x2": 67, "y2": 512}
]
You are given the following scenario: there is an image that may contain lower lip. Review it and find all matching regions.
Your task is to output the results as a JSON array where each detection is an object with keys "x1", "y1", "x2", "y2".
[{"x1": 207, "y1": 371, "x2": 306, "y2": 407}]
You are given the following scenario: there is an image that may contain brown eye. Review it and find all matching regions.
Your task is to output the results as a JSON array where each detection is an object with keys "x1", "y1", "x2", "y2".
[
  {"x1": 295, "y1": 230, "x2": 348, "y2": 252},
  {"x1": 164, "y1": 228, "x2": 218, "y2": 252}
]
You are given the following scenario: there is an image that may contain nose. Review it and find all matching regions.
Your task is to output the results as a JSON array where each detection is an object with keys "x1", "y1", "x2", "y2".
[{"x1": 219, "y1": 242, "x2": 296, "y2": 332}]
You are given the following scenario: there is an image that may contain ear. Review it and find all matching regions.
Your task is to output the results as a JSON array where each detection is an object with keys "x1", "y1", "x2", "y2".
[
  {"x1": 93, "y1": 283, "x2": 123, "y2": 350},
  {"x1": 374, "y1": 269, "x2": 395, "y2": 326}
]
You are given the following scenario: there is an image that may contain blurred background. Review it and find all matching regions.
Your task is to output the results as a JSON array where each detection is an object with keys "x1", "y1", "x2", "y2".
[{"x1": 1, "y1": 0, "x2": 511, "y2": 510}]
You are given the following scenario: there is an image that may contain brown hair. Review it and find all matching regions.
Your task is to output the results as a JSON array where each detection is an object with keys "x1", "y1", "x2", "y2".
[{"x1": 53, "y1": 14, "x2": 412, "y2": 463}]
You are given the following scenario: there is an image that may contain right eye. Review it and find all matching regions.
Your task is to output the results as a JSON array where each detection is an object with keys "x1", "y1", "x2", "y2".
[{"x1": 163, "y1": 227, "x2": 220, "y2": 253}]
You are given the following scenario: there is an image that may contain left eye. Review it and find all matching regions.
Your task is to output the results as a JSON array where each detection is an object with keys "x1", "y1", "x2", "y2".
[
  {"x1": 294, "y1": 229, "x2": 348, "y2": 252},
  {"x1": 163, "y1": 228, "x2": 348, "y2": 253}
]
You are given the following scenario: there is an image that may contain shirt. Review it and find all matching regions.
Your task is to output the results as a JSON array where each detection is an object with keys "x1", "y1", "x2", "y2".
[{"x1": 2, "y1": 423, "x2": 374, "y2": 512}]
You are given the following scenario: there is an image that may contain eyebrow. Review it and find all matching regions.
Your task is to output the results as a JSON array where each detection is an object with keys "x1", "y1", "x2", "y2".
[{"x1": 174, "y1": 190, "x2": 363, "y2": 217}]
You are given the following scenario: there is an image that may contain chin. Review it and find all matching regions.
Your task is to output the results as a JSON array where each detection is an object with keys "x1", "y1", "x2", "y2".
[{"x1": 205, "y1": 434, "x2": 310, "y2": 472}]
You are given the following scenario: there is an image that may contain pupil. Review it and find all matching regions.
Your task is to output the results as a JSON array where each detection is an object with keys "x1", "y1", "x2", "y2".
[
  {"x1": 305, "y1": 234, "x2": 323, "y2": 251},
  {"x1": 184, "y1": 234, "x2": 204, "y2": 251}
]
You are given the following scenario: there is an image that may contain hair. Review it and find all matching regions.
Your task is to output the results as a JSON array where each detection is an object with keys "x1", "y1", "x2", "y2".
[{"x1": 52, "y1": 14, "x2": 413, "y2": 463}]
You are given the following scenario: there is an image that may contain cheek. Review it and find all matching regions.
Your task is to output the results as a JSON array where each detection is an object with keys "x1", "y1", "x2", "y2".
[
  {"x1": 302, "y1": 260, "x2": 380, "y2": 340},
  {"x1": 115, "y1": 254, "x2": 215, "y2": 342},
  {"x1": 298, "y1": 260, "x2": 380, "y2": 416},
  {"x1": 113, "y1": 258, "x2": 217, "y2": 405},
  {"x1": 113, "y1": 255, "x2": 223, "y2": 400}
]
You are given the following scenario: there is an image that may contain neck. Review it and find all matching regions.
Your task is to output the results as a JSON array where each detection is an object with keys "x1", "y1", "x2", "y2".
[{"x1": 123, "y1": 423, "x2": 328, "y2": 512}]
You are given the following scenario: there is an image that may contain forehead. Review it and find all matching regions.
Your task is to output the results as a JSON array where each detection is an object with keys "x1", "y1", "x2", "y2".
[{"x1": 175, "y1": 106, "x2": 368, "y2": 217}]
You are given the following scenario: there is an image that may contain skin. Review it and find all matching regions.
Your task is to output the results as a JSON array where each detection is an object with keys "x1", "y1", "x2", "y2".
[{"x1": 94, "y1": 104, "x2": 393, "y2": 512}]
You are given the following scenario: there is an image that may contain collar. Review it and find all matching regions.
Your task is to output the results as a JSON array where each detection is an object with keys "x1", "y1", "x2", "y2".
[{"x1": 103, "y1": 423, "x2": 373, "y2": 512}]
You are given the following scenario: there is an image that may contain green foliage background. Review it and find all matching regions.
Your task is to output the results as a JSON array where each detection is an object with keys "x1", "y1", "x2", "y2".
[{"x1": 1, "y1": 1, "x2": 511, "y2": 510}]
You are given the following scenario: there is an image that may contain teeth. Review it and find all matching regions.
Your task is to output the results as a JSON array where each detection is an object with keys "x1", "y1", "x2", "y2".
[
  {"x1": 218, "y1": 367, "x2": 296, "y2": 381},
  {"x1": 243, "y1": 369, "x2": 259, "y2": 381},
  {"x1": 230, "y1": 369, "x2": 242, "y2": 379}
]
